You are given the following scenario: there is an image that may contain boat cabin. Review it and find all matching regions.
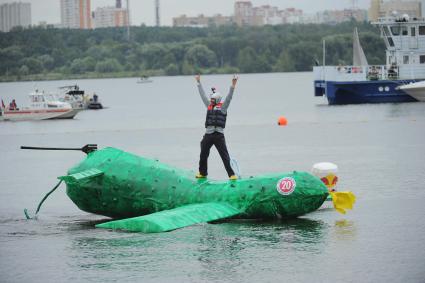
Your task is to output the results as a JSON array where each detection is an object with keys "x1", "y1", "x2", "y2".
[
  {"x1": 29, "y1": 91, "x2": 48, "y2": 108},
  {"x1": 374, "y1": 15, "x2": 425, "y2": 79},
  {"x1": 28, "y1": 91, "x2": 70, "y2": 109}
]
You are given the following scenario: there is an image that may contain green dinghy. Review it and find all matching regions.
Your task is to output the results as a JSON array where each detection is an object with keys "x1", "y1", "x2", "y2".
[{"x1": 57, "y1": 147, "x2": 332, "y2": 233}]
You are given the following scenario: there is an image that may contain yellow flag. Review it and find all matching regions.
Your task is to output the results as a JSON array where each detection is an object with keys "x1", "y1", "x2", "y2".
[{"x1": 330, "y1": 191, "x2": 356, "y2": 214}]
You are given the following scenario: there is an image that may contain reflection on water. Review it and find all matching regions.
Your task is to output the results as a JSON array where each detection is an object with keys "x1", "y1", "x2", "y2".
[
  {"x1": 333, "y1": 220, "x2": 357, "y2": 241},
  {"x1": 197, "y1": 218, "x2": 329, "y2": 280},
  {"x1": 60, "y1": 218, "x2": 330, "y2": 282},
  {"x1": 385, "y1": 102, "x2": 424, "y2": 118}
]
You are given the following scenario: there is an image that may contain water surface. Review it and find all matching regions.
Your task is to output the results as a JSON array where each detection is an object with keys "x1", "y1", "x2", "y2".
[{"x1": 1, "y1": 73, "x2": 424, "y2": 282}]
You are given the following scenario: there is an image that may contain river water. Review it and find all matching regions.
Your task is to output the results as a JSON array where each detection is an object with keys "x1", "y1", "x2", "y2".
[{"x1": 1, "y1": 72, "x2": 424, "y2": 282}]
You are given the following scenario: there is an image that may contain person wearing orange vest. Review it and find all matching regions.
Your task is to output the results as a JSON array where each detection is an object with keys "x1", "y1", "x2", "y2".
[
  {"x1": 9, "y1": 99, "x2": 17, "y2": 110},
  {"x1": 195, "y1": 74, "x2": 238, "y2": 180}
]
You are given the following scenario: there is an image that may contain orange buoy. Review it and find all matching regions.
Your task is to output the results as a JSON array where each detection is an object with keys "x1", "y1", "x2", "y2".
[{"x1": 278, "y1": 116, "x2": 287, "y2": 126}]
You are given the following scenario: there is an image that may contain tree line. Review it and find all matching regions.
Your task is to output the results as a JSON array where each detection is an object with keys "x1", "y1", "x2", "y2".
[{"x1": 0, "y1": 21, "x2": 385, "y2": 81}]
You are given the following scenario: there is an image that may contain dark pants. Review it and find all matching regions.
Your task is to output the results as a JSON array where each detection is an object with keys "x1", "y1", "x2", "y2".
[{"x1": 199, "y1": 132, "x2": 235, "y2": 177}]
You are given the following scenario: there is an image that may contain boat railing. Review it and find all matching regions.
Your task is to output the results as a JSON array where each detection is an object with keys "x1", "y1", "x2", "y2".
[
  {"x1": 367, "y1": 65, "x2": 400, "y2": 81},
  {"x1": 313, "y1": 65, "x2": 404, "y2": 82},
  {"x1": 373, "y1": 16, "x2": 425, "y2": 24},
  {"x1": 313, "y1": 65, "x2": 367, "y2": 82}
]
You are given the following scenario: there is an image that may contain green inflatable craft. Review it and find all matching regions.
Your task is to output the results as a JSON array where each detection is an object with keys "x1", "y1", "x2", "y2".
[{"x1": 25, "y1": 146, "x2": 355, "y2": 233}]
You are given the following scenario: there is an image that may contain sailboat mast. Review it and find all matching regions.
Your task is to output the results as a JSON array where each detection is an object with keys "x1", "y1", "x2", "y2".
[{"x1": 322, "y1": 39, "x2": 326, "y2": 81}]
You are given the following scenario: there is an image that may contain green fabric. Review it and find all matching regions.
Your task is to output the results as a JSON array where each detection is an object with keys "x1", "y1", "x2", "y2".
[
  {"x1": 61, "y1": 147, "x2": 329, "y2": 232},
  {"x1": 59, "y1": 168, "x2": 103, "y2": 182},
  {"x1": 96, "y1": 202, "x2": 241, "y2": 233}
]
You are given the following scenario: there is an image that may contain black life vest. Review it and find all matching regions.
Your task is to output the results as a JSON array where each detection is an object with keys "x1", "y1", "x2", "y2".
[{"x1": 205, "y1": 102, "x2": 227, "y2": 128}]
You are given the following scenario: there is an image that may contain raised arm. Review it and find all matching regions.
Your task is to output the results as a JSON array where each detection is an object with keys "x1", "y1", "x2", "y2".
[
  {"x1": 196, "y1": 75, "x2": 209, "y2": 107},
  {"x1": 222, "y1": 75, "x2": 238, "y2": 111}
]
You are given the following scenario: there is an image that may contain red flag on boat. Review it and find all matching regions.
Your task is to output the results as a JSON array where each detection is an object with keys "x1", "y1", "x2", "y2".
[{"x1": 1, "y1": 99, "x2": 5, "y2": 109}]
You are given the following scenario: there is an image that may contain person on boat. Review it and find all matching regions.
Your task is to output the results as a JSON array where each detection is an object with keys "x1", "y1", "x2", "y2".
[
  {"x1": 9, "y1": 99, "x2": 17, "y2": 110},
  {"x1": 368, "y1": 66, "x2": 379, "y2": 80},
  {"x1": 388, "y1": 63, "x2": 398, "y2": 79},
  {"x1": 195, "y1": 74, "x2": 238, "y2": 180}
]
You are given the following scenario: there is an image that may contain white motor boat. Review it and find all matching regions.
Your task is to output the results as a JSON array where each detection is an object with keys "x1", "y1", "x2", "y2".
[
  {"x1": 137, "y1": 76, "x2": 153, "y2": 84},
  {"x1": 0, "y1": 91, "x2": 80, "y2": 121},
  {"x1": 59, "y1": 85, "x2": 103, "y2": 110},
  {"x1": 398, "y1": 81, "x2": 425, "y2": 101}
]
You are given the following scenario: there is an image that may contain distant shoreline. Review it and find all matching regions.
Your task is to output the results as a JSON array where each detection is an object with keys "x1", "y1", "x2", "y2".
[
  {"x1": 0, "y1": 71, "x2": 155, "y2": 83},
  {"x1": 0, "y1": 68, "x2": 245, "y2": 83},
  {"x1": 0, "y1": 22, "x2": 384, "y2": 83}
]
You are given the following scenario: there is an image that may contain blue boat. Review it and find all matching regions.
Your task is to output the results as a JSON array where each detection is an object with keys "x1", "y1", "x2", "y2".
[{"x1": 314, "y1": 15, "x2": 425, "y2": 105}]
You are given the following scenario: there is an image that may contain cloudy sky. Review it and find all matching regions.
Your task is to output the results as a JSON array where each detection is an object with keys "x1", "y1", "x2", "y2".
[{"x1": 1, "y1": 0, "x2": 373, "y2": 26}]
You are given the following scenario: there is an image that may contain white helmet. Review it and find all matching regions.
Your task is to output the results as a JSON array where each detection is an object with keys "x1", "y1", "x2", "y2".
[{"x1": 210, "y1": 92, "x2": 222, "y2": 104}]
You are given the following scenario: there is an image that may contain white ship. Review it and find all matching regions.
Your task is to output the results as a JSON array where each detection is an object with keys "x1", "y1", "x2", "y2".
[
  {"x1": 0, "y1": 91, "x2": 79, "y2": 121},
  {"x1": 314, "y1": 14, "x2": 425, "y2": 104}
]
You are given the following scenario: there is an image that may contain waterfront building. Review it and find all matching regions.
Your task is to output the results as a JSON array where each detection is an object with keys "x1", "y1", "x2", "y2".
[
  {"x1": 368, "y1": 0, "x2": 422, "y2": 21},
  {"x1": 173, "y1": 14, "x2": 233, "y2": 28},
  {"x1": 60, "y1": 0, "x2": 92, "y2": 29},
  {"x1": 281, "y1": 8, "x2": 304, "y2": 24},
  {"x1": 234, "y1": 2, "x2": 304, "y2": 26},
  {"x1": 423, "y1": 0, "x2": 425, "y2": 17},
  {"x1": 316, "y1": 9, "x2": 367, "y2": 24},
  {"x1": 0, "y1": 2, "x2": 31, "y2": 32},
  {"x1": 234, "y1": 1, "x2": 253, "y2": 26},
  {"x1": 251, "y1": 6, "x2": 281, "y2": 26},
  {"x1": 93, "y1": 6, "x2": 129, "y2": 28},
  {"x1": 369, "y1": 0, "x2": 381, "y2": 20},
  {"x1": 175, "y1": 1, "x2": 367, "y2": 28}
]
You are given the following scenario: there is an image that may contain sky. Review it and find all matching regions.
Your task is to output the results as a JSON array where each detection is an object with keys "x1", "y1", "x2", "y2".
[{"x1": 1, "y1": 0, "x2": 374, "y2": 26}]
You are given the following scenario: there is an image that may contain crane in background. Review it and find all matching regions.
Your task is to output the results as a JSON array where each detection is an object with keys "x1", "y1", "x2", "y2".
[
  {"x1": 126, "y1": 0, "x2": 130, "y2": 40},
  {"x1": 155, "y1": 0, "x2": 160, "y2": 27}
]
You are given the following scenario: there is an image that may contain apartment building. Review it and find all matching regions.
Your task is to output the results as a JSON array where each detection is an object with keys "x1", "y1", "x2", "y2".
[
  {"x1": 93, "y1": 6, "x2": 129, "y2": 28},
  {"x1": 173, "y1": 14, "x2": 233, "y2": 28},
  {"x1": 369, "y1": 0, "x2": 422, "y2": 21},
  {"x1": 60, "y1": 0, "x2": 92, "y2": 29},
  {"x1": 0, "y1": 2, "x2": 31, "y2": 32}
]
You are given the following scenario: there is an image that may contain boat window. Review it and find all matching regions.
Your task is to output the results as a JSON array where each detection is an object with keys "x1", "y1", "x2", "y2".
[
  {"x1": 401, "y1": 26, "x2": 408, "y2": 36},
  {"x1": 411, "y1": 27, "x2": 415, "y2": 36},
  {"x1": 420, "y1": 55, "x2": 425, "y2": 64},
  {"x1": 403, "y1": 55, "x2": 409, "y2": 64},
  {"x1": 383, "y1": 26, "x2": 390, "y2": 37},
  {"x1": 387, "y1": 37, "x2": 394, "y2": 47},
  {"x1": 390, "y1": 26, "x2": 400, "y2": 36},
  {"x1": 419, "y1": 26, "x2": 425, "y2": 35}
]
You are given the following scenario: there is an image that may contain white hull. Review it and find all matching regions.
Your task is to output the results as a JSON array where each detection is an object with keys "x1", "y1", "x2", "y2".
[
  {"x1": 1, "y1": 108, "x2": 78, "y2": 121},
  {"x1": 53, "y1": 108, "x2": 81, "y2": 119},
  {"x1": 399, "y1": 81, "x2": 425, "y2": 102}
]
